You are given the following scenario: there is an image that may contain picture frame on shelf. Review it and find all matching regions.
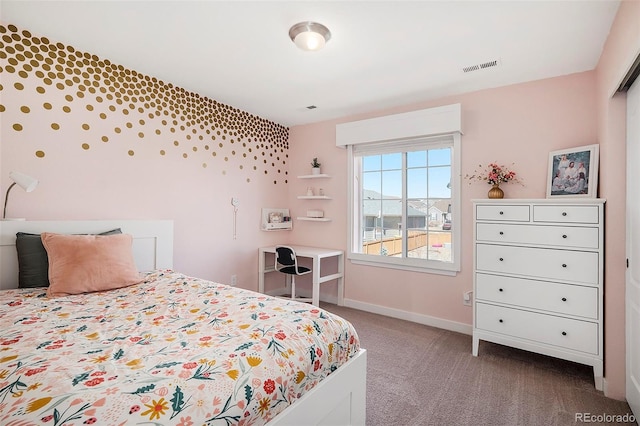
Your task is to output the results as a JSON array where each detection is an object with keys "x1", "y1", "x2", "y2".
[{"x1": 546, "y1": 144, "x2": 599, "y2": 198}]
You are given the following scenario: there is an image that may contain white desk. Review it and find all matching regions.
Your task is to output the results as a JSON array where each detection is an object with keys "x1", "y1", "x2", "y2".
[{"x1": 258, "y1": 245, "x2": 345, "y2": 306}]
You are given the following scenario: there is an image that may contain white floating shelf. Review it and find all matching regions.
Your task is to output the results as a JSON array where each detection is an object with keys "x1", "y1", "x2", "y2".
[
  {"x1": 297, "y1": 174, "x2": 331, "y2": 179},
  {"x1": 296, "y1": 217, "x2": 332, "y2": 222},
  {"x1": 297, "y1": 195, "x2": 332, "y2": 200}
]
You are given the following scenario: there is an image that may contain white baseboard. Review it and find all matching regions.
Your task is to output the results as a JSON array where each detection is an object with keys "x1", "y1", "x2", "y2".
[
  {"x1": 342, "y1": 298, "x2": 472, "y2": 336},
  {"x1": 294, "y1": 290, "x2": 471, "y2": 336}
]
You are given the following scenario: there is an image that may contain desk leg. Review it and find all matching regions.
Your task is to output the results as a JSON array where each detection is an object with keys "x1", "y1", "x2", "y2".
[
  {"x1": 312, "y1": 257, "x2": 320, "y2": 307},
  {"x1": 258, "y1": 249, "x2": 265, "y2": 295}
]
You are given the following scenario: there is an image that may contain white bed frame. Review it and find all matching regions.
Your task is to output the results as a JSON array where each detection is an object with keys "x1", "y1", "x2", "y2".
[{"x1": 0, "y1": 220, "x2": 367, "y2": 425}]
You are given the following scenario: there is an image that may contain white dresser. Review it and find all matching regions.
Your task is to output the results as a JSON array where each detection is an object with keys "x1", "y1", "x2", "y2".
[{"x1": 472, "y1": 198, "x2": 605, "y2": 390}]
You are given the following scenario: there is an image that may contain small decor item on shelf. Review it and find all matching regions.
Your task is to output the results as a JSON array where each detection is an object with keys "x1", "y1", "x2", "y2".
[
  {"x1": 311, "y1": 157, "x2": 321, "y2": 175},
  {"x1": 307, "y1": 209, "x2": 324, "y2": 218},
  {"x1": 464, "y1": 162, "x2": 522, "y2": 199},
  {"x1": 306, "y1": 187, "x2": 314, "y2": 196}
]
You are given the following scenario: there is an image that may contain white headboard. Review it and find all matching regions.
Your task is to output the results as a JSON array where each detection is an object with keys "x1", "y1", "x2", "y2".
[{"x1": 0, "y1": 220, "x2": 174, "y2": 290}]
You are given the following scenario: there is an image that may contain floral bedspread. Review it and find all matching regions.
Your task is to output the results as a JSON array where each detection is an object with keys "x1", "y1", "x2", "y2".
[{"x1": 0, "y1": 270, "x2": 360, "y2": 425}]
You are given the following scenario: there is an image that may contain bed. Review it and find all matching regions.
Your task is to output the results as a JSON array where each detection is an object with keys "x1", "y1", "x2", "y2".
[{"x1": 0, "y1": 220, "x2": 366, "y2": 425}]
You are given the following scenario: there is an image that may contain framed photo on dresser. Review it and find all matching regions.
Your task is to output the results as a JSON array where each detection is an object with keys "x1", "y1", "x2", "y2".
[{"x1": 546, "y1": 144, "x2": 599, "y2": 198}]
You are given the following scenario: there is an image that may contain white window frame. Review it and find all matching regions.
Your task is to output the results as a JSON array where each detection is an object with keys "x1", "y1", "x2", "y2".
[
  {"x1": 337, "y1": 104, "x2": 462, "y2": 275},
  {"x1": 347, "y1": 135, "x2": 461, "y2": 275}
]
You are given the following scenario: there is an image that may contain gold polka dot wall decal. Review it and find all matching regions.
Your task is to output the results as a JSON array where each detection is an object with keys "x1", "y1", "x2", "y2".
[
  {"x1": 62, "y1": 106, "x2": 71, "y2": 113},
  {"x1": 82, "y1": 143, "x2": 90, "y2": 150},
  {"x1": 20, "y1": 106, "x2": 30, "y2": 113},
  {"x1": 202, "y1": 163, "x2": 207, "y2": 168},
  {"x1": 51, "y1": 123, "x2": 60, "y2": 130},
  {"x1": 13, "y1": 123, "x2": 23, "y2": 131},
  {"x1": 0, "y1": 105, "x2": 4, "y2": 112},
  {"x1": 101, "y1": 136, "x2": 109, "y2": 142},
  {"x1": 13, "y1": 82, "x2": 23, "y2": 90},
  {"x1": 100, "y1": 113, "x2": 106, "y2": 119},
  {"x1": 182, "y1": 153, "x2": 187, "y2": 158},
  {"x1": 138, "y1": 132, "x2": 144, "y2": 138},
  {"x1": 160, "y1": 150, "x2": 165, "y2": 155},
  {"x1": 43, "y1": 102, "x2": 52, "y2": 109},
  {"x1": 246, "y1": 178, "x2": 250, "y2": 183},
  {"x1": 128, "y1": 150, "x2": 134, "y2": 156},
  {"x1": 114, "y1": 127, "x2": 121, "y2": 133}
]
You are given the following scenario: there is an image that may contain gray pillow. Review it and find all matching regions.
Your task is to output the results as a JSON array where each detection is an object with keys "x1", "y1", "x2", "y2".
[{"x1": 16, "y1": 228, "x2": 122, "y2": 288}]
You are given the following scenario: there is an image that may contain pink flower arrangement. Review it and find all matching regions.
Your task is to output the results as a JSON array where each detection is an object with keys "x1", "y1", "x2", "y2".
[{"x1": 465, "y1": 162, "x2": 522, "y2": 186}]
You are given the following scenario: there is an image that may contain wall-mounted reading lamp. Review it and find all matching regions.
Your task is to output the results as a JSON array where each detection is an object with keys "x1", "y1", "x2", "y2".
[{"x1": 3, "y1": 171, "x2": 38, "y2": 220}]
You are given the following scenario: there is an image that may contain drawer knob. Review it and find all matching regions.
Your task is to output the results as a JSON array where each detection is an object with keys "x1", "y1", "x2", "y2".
[
  {"x1": 561, "y1": 331, "x2": 567, "y2": 336},
  {"x1": 562, "y1": 212, "x2": 567, "y2": 216},
  {"x1": 499, "y1": 211, "x2": 504, "y2": 215},
  {"x1": 499, "y1": 231, "x2": 504, "y2": 235},
  {"x1": 499, "y1": 319, "x2": 503, "y2": 323},
  {"x1": 498, "y1": 288, "x2": 504, "y2": 292},
  {"x1": 561, "y1": 297, "x2": 567, "y2": 302},
  {"x1": 562, "y1": 234, "x2": 567, "y2": 239},
  {"x1": 499, "y1": 257, "x2": 504, "y2": 262},
  {"x1": 562, "y1": 263, "x2": 567, "y2": 268}
]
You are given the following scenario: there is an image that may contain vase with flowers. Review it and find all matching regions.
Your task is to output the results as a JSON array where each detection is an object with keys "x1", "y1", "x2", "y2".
[{"x1": 464, "y1": 162, "x2": 522, "y2": 199}]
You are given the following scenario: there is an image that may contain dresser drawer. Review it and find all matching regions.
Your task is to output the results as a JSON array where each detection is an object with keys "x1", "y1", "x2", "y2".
[
  {"x1": 476, "y1": 244, "x2": 599, "y2": 285},
  {"x1": 475, "y1": 223, "x2": 599, "y2": 249},
  {"x1": 476, "y1": 205, "x2": 530, "y2": 222},
  {"x1": 533, "y1": 205, "x2": 600, "y2": 224},
  {"x1": 475, "y1": 303, "x2": 598, "y2": 354},
  {"x1": 475, "y1": 273, "x2": 598, "y2": 319}
]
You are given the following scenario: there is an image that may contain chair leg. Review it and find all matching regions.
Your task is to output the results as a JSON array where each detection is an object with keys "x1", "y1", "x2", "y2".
[{"x1": 291, "y1": 275, "x2": 296, "y2": 300}]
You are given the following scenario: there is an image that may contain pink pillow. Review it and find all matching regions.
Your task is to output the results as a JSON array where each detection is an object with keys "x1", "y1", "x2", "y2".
[{"x1": 42, "y1": 232, "x2": 143, "y2": 297}]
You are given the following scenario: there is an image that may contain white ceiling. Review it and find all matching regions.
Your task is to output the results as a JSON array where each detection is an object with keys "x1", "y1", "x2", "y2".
[{"x1": 0, "y1": 1, "x2": 621, "y2": 127}]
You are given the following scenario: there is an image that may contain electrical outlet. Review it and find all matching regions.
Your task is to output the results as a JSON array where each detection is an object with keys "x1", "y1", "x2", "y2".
[
  {"x1": 230, "y1": 275, "x2": 237, "y2": 287},
  {"x1": 463, "y1": 291, "x2": 472, "y2": 306}
]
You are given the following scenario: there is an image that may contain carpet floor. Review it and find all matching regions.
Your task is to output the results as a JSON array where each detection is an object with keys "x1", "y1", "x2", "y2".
[{"x1": 321, "y1": 303, "x2": 636, "y2": 426}]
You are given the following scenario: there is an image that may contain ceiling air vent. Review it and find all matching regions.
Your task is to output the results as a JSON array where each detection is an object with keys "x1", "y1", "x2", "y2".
[
  {"x1": 306, "y1": 105, "x2": 317, "y2": 110},
  {"x1": 463, "y1": 59, "x2": 499, "y2": 73}
]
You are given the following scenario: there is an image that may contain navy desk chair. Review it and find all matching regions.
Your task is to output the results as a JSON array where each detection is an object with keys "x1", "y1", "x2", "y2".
[{"x1": 274, "y1": 246, "x2": 312, "y2": 303}]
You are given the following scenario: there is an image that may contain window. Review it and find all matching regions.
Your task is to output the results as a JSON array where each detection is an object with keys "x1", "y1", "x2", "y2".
[{"x1": 348, "y1": 134, "x2": 460, "y2": 274}]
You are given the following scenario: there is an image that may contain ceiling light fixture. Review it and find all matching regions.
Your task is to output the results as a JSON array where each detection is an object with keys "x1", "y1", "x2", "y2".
[{"x1": 289, "y1": 21, "x2": 331, "y2": 52}]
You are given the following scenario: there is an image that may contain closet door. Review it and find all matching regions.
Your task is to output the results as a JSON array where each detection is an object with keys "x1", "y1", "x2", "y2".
[{"x1": 626, "y1": 75, "x2": 640, "y2": 420}]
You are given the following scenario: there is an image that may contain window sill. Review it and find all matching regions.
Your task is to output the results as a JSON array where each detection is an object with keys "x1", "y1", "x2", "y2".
[{"x1": 347, "y1": 254, "x2": 459, "y2": 276}]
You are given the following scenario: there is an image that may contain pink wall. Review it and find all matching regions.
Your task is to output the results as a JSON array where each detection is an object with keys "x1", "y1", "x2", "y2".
[
  {"x1": 289, "y1": 71, "x2": 597, "y2": 316},
  {"x1": 0, "y1": 22, "x2": 292, "y2": 290},
  {"x1": 594, "y1": 0, "x2": 640, "y2": 401}
]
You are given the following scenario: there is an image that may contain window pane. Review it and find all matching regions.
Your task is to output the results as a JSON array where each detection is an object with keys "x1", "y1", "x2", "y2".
[
  {"x1": 407, "y1": 198, "x2": 452, "y2": 262},
  {"x1": 382, "y1": 153, "x2": 402, "y2": 170},
  {"x1": 407, "y1": 168, "x2": 427, "y2": 198},
  {"x1": 363, "y1": 171, "x2": 381, "y2": 195},
  {"x1": 428, "y1": 166, "x2": 451, "y2": 198},
  {"x1": 363, "y1": 155, "x2": 381, "y2": 172},
  {"x1": 382, "y1": 170, "x2": 402, "y2": 198},
  {"x1": 428, "y1": 148, "x2": 451, "y2": 166},
  {"x1": 407, "y1": 150, "x2": 427, "y2": 168}
]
